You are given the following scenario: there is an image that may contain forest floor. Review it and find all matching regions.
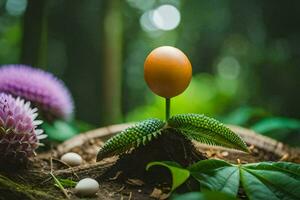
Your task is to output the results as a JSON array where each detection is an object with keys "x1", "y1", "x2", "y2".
[{"x1": 0, "y1": 124, "x2": 299, "y2": 200}]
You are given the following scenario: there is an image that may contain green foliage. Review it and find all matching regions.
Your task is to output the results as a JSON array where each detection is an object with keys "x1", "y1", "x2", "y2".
[
  {"x1": 0, "y1": 174, "x2": 61, "y2": 200},
  {"x1": 172, "y1": 191, "x2": 237, "y2": 200},
  {"x1": 97, "y1": 118, "x2": 165, "y2": 161},
  {"x1": 74, "y1": 120, "x2": 96, "y2": 133},
  {"x1": 42, "y1": 120, "x2": 94, "y2": 142},
  {"x1": 147, "y1": 159, "x2": 300, "y2": 200},
  {"x1": 42, "y1": 120, "x2": 78, "y2": 142},
  {"x1": 0, "y1": 21, "x2": 22, "y2": 64},
  {"x1": 189, "y1": 159, "x2": 240, "y2": 196},
  {"x1": 251, "y1": 117, "x2": 300, "y2": 134},
  {"x1": 146, "y1": 161, "x2": 190, "y2": 191},
  {"x1": 168, "y1": 114, "x2": 248, "y2": 152},
  {"x1": 54, "y1": 178, "x2": 77, "y2": 188},
  {"x1": 97, "y1": 114, "x2": 248, "y2": 161},
  {"x1": 223, "y1": 107, "x2": 300, "y2": 146},
  {"x1": 50, "y1": 172, "x2": 70, "y2": 199},
  {"x1": 222, "y1": 106, "x2": 269, "y2": 126},
  {"x1": 251, "y1": 117, "x2": 300, "y2": 145}
]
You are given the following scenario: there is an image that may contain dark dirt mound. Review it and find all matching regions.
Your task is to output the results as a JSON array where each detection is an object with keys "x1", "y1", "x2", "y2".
[{"x1": 100, "y1": 129, "x2": 206, "y2": 182}]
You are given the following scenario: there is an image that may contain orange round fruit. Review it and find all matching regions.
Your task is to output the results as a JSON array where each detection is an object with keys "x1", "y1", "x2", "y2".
[{"x1": 144, "y1": 46, "x2": 192, "y2": 98}]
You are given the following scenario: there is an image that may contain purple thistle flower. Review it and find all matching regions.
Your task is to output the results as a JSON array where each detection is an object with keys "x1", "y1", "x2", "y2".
[
  {"x1": 0, "y1": 65, "x2": 74, "y2": 120},
  {"x1": 0, "y1": 93, "x2": 46, "y2": 162}
]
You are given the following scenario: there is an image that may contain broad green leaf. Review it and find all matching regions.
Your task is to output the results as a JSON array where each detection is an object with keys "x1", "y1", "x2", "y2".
[
  {"x1": 251, "y1": 117, "x2": 300, "y2": 134},
  {"x1": 241, "y1": 167, "x2": 300, "y2": 199},
  {"x1": 189, "y1": 160, "x2": 239, "y2": 196},
  {"x1": 240, "y1": 169, "x2": 280, "y2": 200},
  {"x1": 190, "y1": 160, "x2": 300, "y2": 200},
  {"x1": 42, "y1": 120, "x2": 78, "y2": 141},
  {"x1": 168, "y1": 114, "x2": 248, "y2": 152},
  {"x1": 97, "y1": 119, "x2": 165, "y2": 161},
  {"x1": 244, "y1": 161, "x2": 300, "y2": 178},
  {"x1": 146, "y1": 161, "x2": 190, "y2": 191},
  {"x1": 188, "y1": 159, "x2": 231, "y2": 172},
  {"x1": 172, "y1": 191, "x2": 237, "y2": 200},
  {"x1": 147, "y1": 159, "x2": 300, "y2": 199}
]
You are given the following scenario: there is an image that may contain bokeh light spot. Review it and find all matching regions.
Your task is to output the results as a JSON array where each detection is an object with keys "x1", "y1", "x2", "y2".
[
  {"x1": 140, "y1": 10, "x2": 158, "y2": 32},
  {"x1": 217, "y1": 56, "x2": 240, "y2": 79},
  {"x1": 152, "y1": 4, "x2": 181, "y2": 31},
  {"x1": 5, "y1": 0, "x2": 27, "y2": 16}
]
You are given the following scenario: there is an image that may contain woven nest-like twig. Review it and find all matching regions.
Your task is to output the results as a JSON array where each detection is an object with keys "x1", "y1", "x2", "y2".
[{"x1": 44, "y1": 123, "x2": 300, "y2": 171}]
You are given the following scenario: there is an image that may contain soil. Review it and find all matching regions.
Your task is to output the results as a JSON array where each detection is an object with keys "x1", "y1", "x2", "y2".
[
  {"x1": 103, "y1": 130, "x2": 206, "y2": 181},
  {"x1": 0, "y1": 123, "x2": 299, "y2": 200}
]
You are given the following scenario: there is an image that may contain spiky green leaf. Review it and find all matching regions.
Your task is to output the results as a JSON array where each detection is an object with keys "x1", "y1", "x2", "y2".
[
  {"x1": 167, "y1": 114, "x2": 248, "y2": 152},
  {"x1": 97, "y1": 119, "x2": 165, "y2": 161}
]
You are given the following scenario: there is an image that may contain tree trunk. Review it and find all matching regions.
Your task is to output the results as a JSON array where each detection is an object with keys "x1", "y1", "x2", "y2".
[
  {"x1": 21, "y1": 0, "x2": 123, "y2": 126},
  {"x1": 101, "y1": 0, "x2": 123, "y2": 125},
  {"x1": 21, "y1": 0, "x2": 48, "y2": 68}
]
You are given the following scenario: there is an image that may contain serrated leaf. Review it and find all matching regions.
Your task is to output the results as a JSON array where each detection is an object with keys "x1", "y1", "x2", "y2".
[
  {"x1": 168, "y1": 114, "x2": 248, "y2": 152},
  {"x1": 146, "y1": 161, "x2": 190, "y2": 191},
  {"x1": 97, "y1": 119, "x2": 165, "y2": 161},
  {"x1": 172, "y1": 191, "x2": 237, "y2": 200}
]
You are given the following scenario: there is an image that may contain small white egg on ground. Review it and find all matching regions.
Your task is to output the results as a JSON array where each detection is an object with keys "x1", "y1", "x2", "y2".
[
  {"x1": 60, "y1": 152, "x2": 83, "y2": 166},
  {"x1": 75, "y1": 178, "x2": 99, "y2": 196}
]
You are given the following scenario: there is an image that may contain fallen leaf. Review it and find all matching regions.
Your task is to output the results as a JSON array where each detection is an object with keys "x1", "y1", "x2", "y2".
[
  {"x1": 109, "y1": 171, "x2": 122, "y2": 180},
  {"x1": 126, "y1": 179, "x2": 145, "y2": 186},
  {"x1": 150, "y1": 188, "x2": 170, "y2": 200}
]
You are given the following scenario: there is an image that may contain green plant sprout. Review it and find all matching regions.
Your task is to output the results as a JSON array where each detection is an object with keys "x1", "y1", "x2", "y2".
[{"x1": 97, "y1": 46, "x2": 248, "y2": 161}]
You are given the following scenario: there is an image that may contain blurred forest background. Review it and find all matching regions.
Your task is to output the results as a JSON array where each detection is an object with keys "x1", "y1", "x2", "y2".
[{"x1": 0, "y1": 0, "x2": 299, "y2": 145}]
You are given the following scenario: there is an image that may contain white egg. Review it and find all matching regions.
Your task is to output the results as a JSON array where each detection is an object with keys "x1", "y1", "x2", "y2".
[
  {"x1": 61, "y1": 152, "x2": 82, "y2": 166},
  {"x1": 75, "y1": 178, "x2": 99, "y2": 196}
]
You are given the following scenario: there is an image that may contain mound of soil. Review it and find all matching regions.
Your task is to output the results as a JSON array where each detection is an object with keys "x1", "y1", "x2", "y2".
[{"x1": 101, "y1": 129, "x2": 206, "y2": 181}]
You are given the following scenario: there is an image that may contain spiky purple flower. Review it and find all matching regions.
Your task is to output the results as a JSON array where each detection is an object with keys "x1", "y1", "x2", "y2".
[
  {"x1": 0, "y1": 93, "x2": 46, "y2": 162},
  {"x1": 0, "y1": 65, "x2": 74, "y2": 120}
]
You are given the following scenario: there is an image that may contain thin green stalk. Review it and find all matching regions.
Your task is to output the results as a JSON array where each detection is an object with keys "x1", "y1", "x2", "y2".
[
  {"x1": 166, "y1": 98, "x2": 171, "y2": 120},
  {"x1": 50, "y1": 172, "x2": 70, "y2": 199}
]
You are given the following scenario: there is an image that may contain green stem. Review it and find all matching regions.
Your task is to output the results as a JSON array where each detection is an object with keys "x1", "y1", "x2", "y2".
[
  {"x1": 50, "y1": 172, "x2": 70, "y2": 199},
  {"x1": 165, "y1": 98, "x2": 171, "y2": 120}
]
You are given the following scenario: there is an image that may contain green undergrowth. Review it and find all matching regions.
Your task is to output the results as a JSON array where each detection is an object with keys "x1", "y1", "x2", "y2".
[
  {"x1": 147, "y1": 159, "x2": 300, "y2": 200},
  {"x1": 0, "y1": 174, "x2": 63, "y2": 200}
]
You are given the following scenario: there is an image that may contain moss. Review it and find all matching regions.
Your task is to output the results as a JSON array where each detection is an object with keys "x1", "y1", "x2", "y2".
[{"x1": 0, "y1": 175, "x2": 62, "y2": 200}]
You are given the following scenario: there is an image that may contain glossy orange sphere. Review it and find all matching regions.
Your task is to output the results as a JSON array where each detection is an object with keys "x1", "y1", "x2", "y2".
[{"x1": 144, "y1": 46, "x2": 192, "y2": 98}]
